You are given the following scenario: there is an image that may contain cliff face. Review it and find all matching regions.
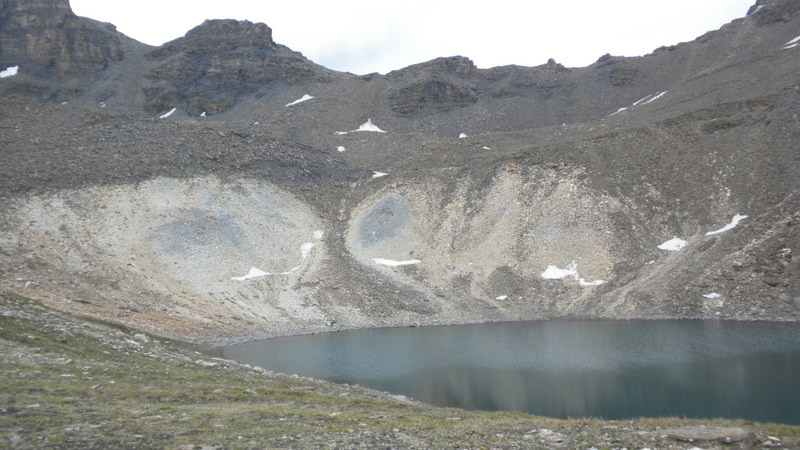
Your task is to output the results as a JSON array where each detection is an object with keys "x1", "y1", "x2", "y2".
[
  {"x1": 0, "y1": 0, "x2": 122, "y2": 71},
  {"x1": 0, "y1": 0, "x2": 123, "y2": 100},
  {"x1": 143, "y1": 19, "x2": 333, "y2": 116},
  {"x1": 0, "y1": 0, "x2": 798, "y2": 343},
  {"x1": 0, "y1": 2, "x2": 330, "y2": 110}
]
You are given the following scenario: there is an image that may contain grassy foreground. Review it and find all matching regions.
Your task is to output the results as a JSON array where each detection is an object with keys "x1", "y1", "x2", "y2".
[{"x1": 1, "y1": 292, "x2": 798, "y2": 449}]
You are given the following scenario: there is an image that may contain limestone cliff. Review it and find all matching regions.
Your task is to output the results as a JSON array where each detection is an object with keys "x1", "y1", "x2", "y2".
[
  {"x1": 0, "y1": 0, "x2": 123, "y2": 100},
  {"x1": 143, "y1": 19, "x2": 335, "y2": 116}
]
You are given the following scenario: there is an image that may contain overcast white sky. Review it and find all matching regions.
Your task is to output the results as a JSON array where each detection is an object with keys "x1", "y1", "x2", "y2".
[{"x1": 70, "y1": 0, "x2": 755, "y2": 75}]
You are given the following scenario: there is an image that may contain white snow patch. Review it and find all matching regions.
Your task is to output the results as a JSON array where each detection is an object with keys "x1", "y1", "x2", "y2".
[
  {"x1": 632, "y1": 95, "x2": 652, "y2": 106},
  {"x1": 658, "y1": 237, "x2": 688, "y2": 251},
  {"x1": 372, "y1": 171, "x2": 388, "y2": 178},
  {"x1": 0, "y1": 65, "x2": 19, "y2": 78},
  {"x1": 541, "y1": 262, "x2": 578, "y2": 279},
  {"x1": 335, "y1": 131, "x2": 348, "y2": 135},
  {"x1": 159, "y1": 108, "x2": 177, "y2": 119},
  {"x1": 754, "y1": 4, "x2": 765, "y2": 13},
  {"x1": 337, "y1": 146, "x2": 346, "y2": 152},
  {"x1": 643, "y1": 91, "x2": 667, "y2": 105},
  {"x1": 617, "y1": 91, "x2": 666, "y2": 113},
  {"x1": 231, "y1": 265, "x2": 301, "y2": 280},
  {"x1": 610, "y1": 107, "x2": 627, "y2": 116},
  {"x1": 285, "y1": 94, "x2": 314, "y2": 107},
  {"x1": 100, "y1": 102, "x2": 107, "y2": 108},
  {"x1": 459, "y1": 133, "x2": 468, "y2": 138},
  {"x1": 355, "y1": 119, "x2": 386, "y2": 133},
  {"x1": 301, "y1": 242, "x2": 315, "y2": 259},
  {"x1": 232, "y1": 242, "x2": 315, "y2": 281},
  {"x1": 705, "y1": 214, "x2": 748, "y2": 235},
  {"x1": 231, "y1": 267, "x2": 269, "y2": 281},
  {"x1": 540, "y1": 261, "x2": 605, "y2": 286},
  {"x1": 372, "y1": 258, "x2": 421, "y2": 267},
  {"x1": 780, "y1": 248, "x2": 792, "y2": 257},
  {"x1": 200, "y1": 111, "x2": 207, "y2": 118},
  {"x1": 313, "y1": 230, "x2": 325, "y2": 240},
  {"x1": 495, "y1": 295, "x2": 508, "y2": 300},
  {"x1": 784, "y1": 35, "x2": 800, "y2": 46},
  {"x1": 482, "y1": 146, "x2": 492, "y2": 150},
  {"x1": 702, "y1": 292, "x2": 722, "y2": 299},
  {"x1": 645, "y1": 260, "x2": 655, "y2": 265}
]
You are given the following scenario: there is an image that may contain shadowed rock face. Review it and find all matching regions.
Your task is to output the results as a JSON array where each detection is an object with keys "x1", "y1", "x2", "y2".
[
  {"x1": 0, "y1": 0, "x2": 123, "y2": 81},
  {"x1": 0, "y1": 0, "x2": 798, "y2": 343},
  {"x1": 389, "y1": 79, "x2": 479, "y2": 115},
  {"x1": 0, "y1": 0, "x2": 122, "y2": 72},
  {"x1": 747, "y1": 0, "x2": 800, "y2": 25},
  {"x1": 150, "y1": 19, "x2": 277, "y2": 56},
  {"x1": 0, "y1": 0, "x2": 122, "y2": 101},
  {"x1": 143, "y1": 19, "x2": 329, "y2": 116}
]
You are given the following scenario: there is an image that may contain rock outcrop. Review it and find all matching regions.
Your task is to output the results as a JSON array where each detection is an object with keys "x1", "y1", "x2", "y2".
[
  {"x1": 144, "y1": 19, "x2": 332, "y2": 116},
  {"x1": 0, "y1": 0, "x2": 123, "y2": 100},
  {"x1": 389, "y1": 78, "x2": 479, "y2": 115},
  {"x1": 747, "y1": 0, "x2": 800, "y2": 25}
]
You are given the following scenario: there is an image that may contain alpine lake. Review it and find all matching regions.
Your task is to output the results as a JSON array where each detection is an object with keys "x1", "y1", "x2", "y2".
[{"x1": 223, "y1": 320, "x2": 800, "y2": 424}]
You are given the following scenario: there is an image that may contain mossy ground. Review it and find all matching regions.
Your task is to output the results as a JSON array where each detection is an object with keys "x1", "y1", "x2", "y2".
[{"x1": 1, "y1": 292, "x2": 798, "y2": 449}]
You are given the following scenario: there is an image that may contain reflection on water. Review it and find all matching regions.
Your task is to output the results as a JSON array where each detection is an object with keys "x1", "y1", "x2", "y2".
[
  {"x1": 406, "y1": 353, "x2": 798, "y2": 422},
  {"x1": 223, "y1": 320, "x2": 800, "y2": 424}
]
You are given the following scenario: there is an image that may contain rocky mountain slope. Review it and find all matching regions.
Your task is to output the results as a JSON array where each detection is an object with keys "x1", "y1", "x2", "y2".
[{"x1": 1, "y1": 0, "x2": 798, "y2": 343}]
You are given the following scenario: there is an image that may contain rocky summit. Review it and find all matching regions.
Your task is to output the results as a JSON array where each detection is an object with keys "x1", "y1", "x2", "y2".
[{"x1": 0, "y1": 0, "x2": 798, "y2": 344}]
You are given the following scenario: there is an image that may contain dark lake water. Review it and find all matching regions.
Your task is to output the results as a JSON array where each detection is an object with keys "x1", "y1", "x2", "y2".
[{"x1": 223, "y1": 320, "x2": 800, "y2": 424}]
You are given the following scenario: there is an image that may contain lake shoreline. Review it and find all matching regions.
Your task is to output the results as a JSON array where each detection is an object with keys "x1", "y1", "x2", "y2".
[{"x1": 206, "y1": 313, "x2": 800, "y2": 348}]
